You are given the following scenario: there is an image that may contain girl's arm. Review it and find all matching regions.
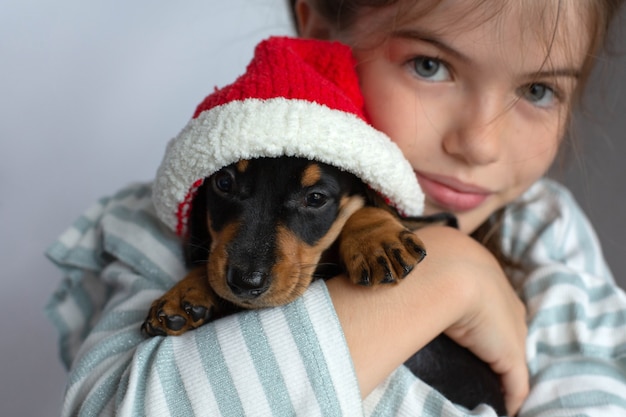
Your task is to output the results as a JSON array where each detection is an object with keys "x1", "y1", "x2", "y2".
[
  {"x1": 47, "y1": 184, "x2": 363, "y2": 416},
  {"x1": 328, "y1": 225, "x2": 529, "y2": 416}
]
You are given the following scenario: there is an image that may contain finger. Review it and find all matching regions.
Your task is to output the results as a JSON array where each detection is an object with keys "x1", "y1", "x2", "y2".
[{"x1": 501, "y1": 361, "x2": 529, "y2": 416}]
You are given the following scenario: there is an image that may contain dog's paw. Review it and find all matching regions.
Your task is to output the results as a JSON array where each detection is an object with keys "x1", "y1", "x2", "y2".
[
  {"x1": 340, "y1": 208, "x2": 426, "y2": 287},
  {"x1": 142, "y1": 272, "x2": 217, "y2": 337},
  {"x1": 142, "y1": 297, "x2": 213, "y2": 337},
  {"x1": 346, "y1": 229, "x2": 426, "y2": 286}
]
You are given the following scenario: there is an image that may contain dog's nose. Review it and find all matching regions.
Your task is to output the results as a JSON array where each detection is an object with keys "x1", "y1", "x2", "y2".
[{"x1": 227, "y1": 267, "x2": 269, "y2": 299}]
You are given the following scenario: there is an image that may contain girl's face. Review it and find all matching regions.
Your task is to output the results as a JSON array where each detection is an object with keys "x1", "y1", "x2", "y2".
[{"x1": 298, "y1": 0, "x2": 589, "y2": 233}]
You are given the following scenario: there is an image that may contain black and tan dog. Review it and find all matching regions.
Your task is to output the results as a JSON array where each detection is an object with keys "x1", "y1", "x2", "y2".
[
  {"x1": 142, "y1": 156, "x2": 506, "y2": 415},
  {"x1": 143, "y1": 156, "x2": 439, "y2": 336}
]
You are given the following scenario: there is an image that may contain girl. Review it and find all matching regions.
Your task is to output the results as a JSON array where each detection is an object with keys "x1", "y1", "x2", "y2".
[{"x1": 46, "y1": 0, "x2": 625, "y2": 416}]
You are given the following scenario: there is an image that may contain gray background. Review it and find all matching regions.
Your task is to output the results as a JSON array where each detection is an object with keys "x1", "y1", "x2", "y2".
[{"x1": 1, "y1": 1, "x2": 624, "y2": 415}]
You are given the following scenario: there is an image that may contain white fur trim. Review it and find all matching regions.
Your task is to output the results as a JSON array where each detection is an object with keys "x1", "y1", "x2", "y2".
[{"x1": 153, "y1": 98, "x2": 424, "y2": 233}]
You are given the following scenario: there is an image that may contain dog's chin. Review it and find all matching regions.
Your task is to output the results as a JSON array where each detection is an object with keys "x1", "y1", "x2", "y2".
[{"x1": 215, "y1": 279, "x2": 312, "y2": 310}]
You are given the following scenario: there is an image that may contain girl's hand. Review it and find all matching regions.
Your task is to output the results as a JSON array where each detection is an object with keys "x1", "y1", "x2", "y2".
[
  {"x1": 326, "y1": 225, "x2": 528, "y2": 416},
  {"x1": 432, "y1": 226, "x2": 529, "y2": 415}
]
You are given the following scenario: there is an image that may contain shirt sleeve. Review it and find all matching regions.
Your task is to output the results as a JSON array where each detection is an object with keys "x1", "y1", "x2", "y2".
[
  {"x1": 46, "y1": 183, "x2": 363, "y2": 417},
  {"x1": 503, "y1": 179, "x2": 626, "y2": 416}
]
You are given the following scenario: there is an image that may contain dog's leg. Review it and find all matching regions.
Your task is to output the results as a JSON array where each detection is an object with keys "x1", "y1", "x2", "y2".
[
  {"x1": 142, "y1": 266, "x2": 222, "y2": 336},
  {"x1": 339, "y1": 207, "x2": 427, "y2": 286}
]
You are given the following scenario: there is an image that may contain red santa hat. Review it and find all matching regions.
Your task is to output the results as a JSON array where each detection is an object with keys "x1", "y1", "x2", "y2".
[{"x1": 153, "y1": 36, "x2": 424, "y2": 236}]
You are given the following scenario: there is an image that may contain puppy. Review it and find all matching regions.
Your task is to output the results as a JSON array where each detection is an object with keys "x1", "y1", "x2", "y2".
[
  {"x1": 142, "y1": 156, "x2": 506, "y2": 415},
  {"x1": 143, "y1": 156, "x2": 437, "y2": 335}
]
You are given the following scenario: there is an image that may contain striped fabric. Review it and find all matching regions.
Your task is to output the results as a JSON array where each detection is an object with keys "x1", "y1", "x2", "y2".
[{"x1": 46, "y1": 178, "x2": 626, "y2": 416}]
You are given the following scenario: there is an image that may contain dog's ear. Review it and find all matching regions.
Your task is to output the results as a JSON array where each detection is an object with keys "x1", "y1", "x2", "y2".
[
  {"x1": 184, "y1": 180, "x2": 212, "y2": 267},
  {"x1": 364, "y1": 186, "x2": 458, "y2": 230}
]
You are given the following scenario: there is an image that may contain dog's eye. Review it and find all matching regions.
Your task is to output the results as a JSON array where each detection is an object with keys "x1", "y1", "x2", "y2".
[
  {"x1": 213, "y1": 171, "x2": 234, "y2": 194},
  {"x1": 305, "y1": 192, "x2": 328, "y2": 208}
]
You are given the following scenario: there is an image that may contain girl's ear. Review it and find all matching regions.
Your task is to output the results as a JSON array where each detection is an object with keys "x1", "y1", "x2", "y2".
[{"x1": 294, "y1": 0, "x2": 335, "y2": 40}]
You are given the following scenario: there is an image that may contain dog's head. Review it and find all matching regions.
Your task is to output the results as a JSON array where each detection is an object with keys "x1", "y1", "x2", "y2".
[{"x1": 186, "y1": 156, "x2": 366, "y2": 308}]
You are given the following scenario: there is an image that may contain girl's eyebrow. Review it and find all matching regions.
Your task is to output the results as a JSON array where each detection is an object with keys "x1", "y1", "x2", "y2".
[
  {"x1": 527, "y1": 68, "x2": 581, "y2": 80},
  {"x1": 391, "y1": 29, "x2": 581, "y2": 80},
  {"x1": 390, "y1": 29, "x2": 471, "y2": 63}
]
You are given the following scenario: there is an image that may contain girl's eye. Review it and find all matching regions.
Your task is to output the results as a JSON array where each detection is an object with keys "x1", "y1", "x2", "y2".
[
  {"x1": 410, "y1": 56, "x2": 451, "y2": 82},
  {"x1": 520, "y1": 83, "x2": 557, "y2": 108}
]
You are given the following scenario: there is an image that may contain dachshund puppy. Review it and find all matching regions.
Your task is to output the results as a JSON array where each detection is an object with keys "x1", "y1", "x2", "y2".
[{"x1": 143, "y1": 156, "x2": 437, "y2": 335}]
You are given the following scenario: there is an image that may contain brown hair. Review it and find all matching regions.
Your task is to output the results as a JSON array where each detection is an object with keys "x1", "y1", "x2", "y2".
[{"x1": 287, "y1": 0, "x2": 624, "y2": 272}]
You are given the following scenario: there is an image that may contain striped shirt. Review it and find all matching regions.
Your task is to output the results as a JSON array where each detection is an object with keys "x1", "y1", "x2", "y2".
[{"x1": 46, "y1": 178, "x2": 626, "y2": 416}]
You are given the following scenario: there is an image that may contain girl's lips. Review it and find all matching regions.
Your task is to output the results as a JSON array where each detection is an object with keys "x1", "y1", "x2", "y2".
[{"x1": 416, "y1": 172, "x2": 491, "y2": 212}]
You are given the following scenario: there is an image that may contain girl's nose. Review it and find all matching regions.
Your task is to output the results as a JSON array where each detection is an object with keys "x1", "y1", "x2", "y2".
[{"x1": 442, "y1": 95, "x2": 507, "y2": 166}]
